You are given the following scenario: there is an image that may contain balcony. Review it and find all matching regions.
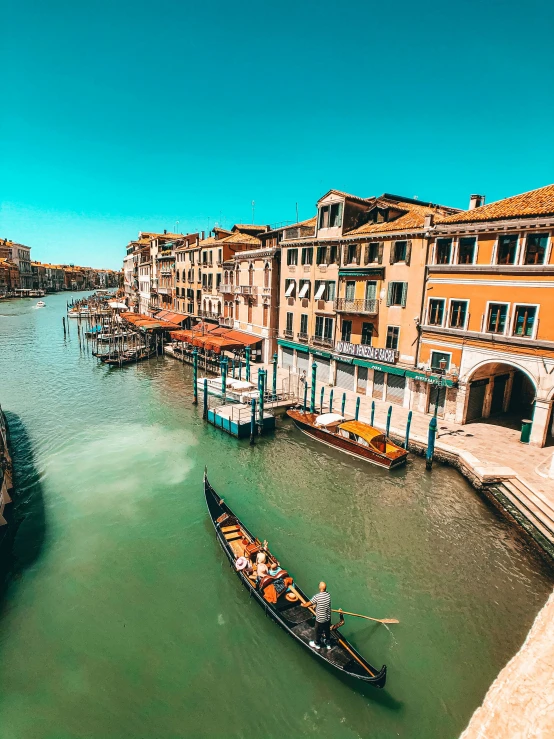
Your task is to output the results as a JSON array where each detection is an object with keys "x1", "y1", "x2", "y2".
[
  {"x1": 218, "y1": 283, "x2": 233, "y2": 294},
  {"x1": 297, "y1": 331, "x2": 309, "y2": 343},
  {"x1": 311, "y1": 335, "x2": 334, "y2": 349},
  {"x1": 334, "y1": 298, "x2": 378, "y2": 315},
  {"x1": 219, "y1": 316, "x2": 234, "y2": 327},
  {"x1": 198, "y1": 309, "x2": 221, "y2": 320},
  {"x1": 234, "y1": 285, "x2": 258, "y2": 295},
  {"x1": 157, "y1": 286, "x2": 171, "y2": 296},
  {"x1": 283, "y1": 329, "x2": 294, "y2": 339}
]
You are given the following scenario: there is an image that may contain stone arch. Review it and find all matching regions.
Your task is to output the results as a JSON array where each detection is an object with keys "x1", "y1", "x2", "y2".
[{"x1": 463, "y1": 358, "x2": 538, "y2": 391}]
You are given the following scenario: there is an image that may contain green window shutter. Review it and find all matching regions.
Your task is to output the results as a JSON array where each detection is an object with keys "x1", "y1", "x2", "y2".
[
  {"x1": 363, "y1": 244, "x2": 369, "y2": 265},
  {"x1": 356, "y1": 244, "x2": 362, "y2": 265},
  {"x1": 378, "y1": 243, "x2": 384, "y2": 264},
  {"x1": 386, "y1": 282, "x2": 393, "y2": 306},
  {"x1": 337, "y1": 203, "x2": 343, "y2": 227},
  {"x1": 401, "y1": 282, "x2": 408, "y2": 307},
  {"x1": 405, "y1": 240, "x2": 412, "y2": 266},
  {"x1": 389, "y1": 243, "x2": 395, "y2": 264}
]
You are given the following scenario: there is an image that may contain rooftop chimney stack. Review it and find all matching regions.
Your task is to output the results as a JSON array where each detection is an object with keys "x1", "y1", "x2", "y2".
[
  {"x1": 164, "y1": 229, "x2": 167, "y2": 234},
  {"x1": 424, "y1": 213, "x2": 434, "y2": 228},
  {"x1": 469, "y1": 194, "x2": 485, "y2": 210}
]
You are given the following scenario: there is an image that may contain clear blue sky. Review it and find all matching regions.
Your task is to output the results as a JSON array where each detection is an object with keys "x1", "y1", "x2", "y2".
[{"x1": 2, "y1": 0, "x2": 553, "y2": 269}]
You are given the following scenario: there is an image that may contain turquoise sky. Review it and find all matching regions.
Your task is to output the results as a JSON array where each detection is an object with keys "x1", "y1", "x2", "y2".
[{"x1": 2, "y1": 0, "x2": 553, "y2": 269}]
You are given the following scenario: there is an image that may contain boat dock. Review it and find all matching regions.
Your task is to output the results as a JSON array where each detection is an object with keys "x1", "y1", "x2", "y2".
[{"x1": 206, "y1": 402, "x2": 275, "y2": 438}]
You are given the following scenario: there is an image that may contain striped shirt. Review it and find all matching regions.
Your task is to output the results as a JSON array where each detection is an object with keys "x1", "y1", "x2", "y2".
[{"x1": 311, "y1": 591, "x2": 331, "y2": 623}]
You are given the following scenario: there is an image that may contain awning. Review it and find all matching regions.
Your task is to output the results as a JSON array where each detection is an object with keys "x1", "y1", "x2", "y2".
[
  {"x1": 159, "y1": 311, "x2": 188, "y2": 325},
  {"x1": 221, "y1": 330, "x2": 261, "y2": 346},
  {"x1": 338, "y1": 268, "x2": 385, "y2": 277},
  {"x1": 352, "y1": 357, "x2": 406, "y2": 376}
]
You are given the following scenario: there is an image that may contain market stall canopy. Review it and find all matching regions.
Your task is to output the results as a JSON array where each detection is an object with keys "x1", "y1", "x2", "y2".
[
  {"x1": 108, "y1": 301, "x2": 128, "y2": 310},
  {"x1": 156, "y1": 310, "x2": 188, "y2": 325},
  {"x1": 219, "y1": 329, "x2": 261, "y2": 346}
]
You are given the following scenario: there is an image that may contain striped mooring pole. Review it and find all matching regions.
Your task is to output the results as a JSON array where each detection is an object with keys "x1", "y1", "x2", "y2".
[
  {"x1": 355, "y1": 396, "x2": 360, "y2": 421},
  {"x1": 192, "y1": 348, "x2": 198, "y2": 404},
  {"x1": 386, "y1": 406, "x2": 392, "y2": 438},
  {"x1": 258, "y1": 369, "x2": 266, "y2": 432},
  {"x1": 245, "y1": 346, "x2": 251, "y2": 382},
  {"x1": 310, "y1": 362, "x2": 317, "y2": 413},
  {"x1": 426, "y1": 415, "x2": 437, "y2": 470},
  {"x1": 203, "y1": 378, "x2": 208, "y2": 420},
  {"x1": 329, "y1": 389, "x2": 334, "y2": 413},
  {"x1": 371, "y1": 400, "x2": 375, "y2": 426},
  {"x1": 250, "y1": 397, "x2": 256, "y2": 445},
  {"x1": 405, "y1": 410, "x2": 412, "y2": 449},
  {"x1": 320, "y1": 386, "x2": 325, "y2": 413},
  {"x1": 272, "y1": 352, "x2": 278, "y2": 399}
]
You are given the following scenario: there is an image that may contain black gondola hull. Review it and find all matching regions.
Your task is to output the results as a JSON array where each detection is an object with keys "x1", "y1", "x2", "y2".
[{"x1": 204, "y1": 473, "x2": 387, "y2": 688}]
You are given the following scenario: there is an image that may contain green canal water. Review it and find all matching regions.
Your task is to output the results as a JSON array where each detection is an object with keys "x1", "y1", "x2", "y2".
[{"x1": 0, "y1": 292, "x2": 552, "y2": 739}]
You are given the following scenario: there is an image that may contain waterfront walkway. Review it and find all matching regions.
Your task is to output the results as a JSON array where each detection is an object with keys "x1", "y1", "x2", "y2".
[{"x1": 264, "y1": 363, "x2": 554, "y2": 506}]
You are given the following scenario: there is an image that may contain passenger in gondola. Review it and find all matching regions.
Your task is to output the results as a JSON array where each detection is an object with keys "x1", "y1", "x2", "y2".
[
  {"x1": 269, "y1": 561, "x2": 282, "y2": 577},
  {"x1": 256, "y1": 552, "x2": 269, "y2": 583}
]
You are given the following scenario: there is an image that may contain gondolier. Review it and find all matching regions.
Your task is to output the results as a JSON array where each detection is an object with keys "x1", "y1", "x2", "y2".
[{"x1": 302, "y1": 582, "x2": 332, "y2": 650}]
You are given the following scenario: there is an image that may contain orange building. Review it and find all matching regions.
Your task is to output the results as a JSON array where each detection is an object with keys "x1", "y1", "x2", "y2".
[
  {"x1": 0, "y1": 258, "x2": 20, "y2": 295},
  {"x1": 420, "y1": 185, "x2": 554, "y2": 446}
]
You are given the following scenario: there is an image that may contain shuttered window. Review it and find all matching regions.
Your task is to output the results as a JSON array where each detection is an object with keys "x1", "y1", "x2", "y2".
[
  {"x1": 282, "y1": 347, "x2": 294, "y2": 368},
  {"x1": 373, "y1": 370, "x2": 385, "y2": 400},
  {"x1": 316, "y1": 356, "x2": 330, "y2": 383},
  {"x1": 357, "y1": 366, "x2": 368, "y2": 393},
  {"x1": 387, "y1": 282, "x2": 408, "y2": 306},
  {"x1": 336, "y1": 362, "x2": 355, "y2": 391},
  {"x1": 297, "y1": 351, "x2": 310, "y2": 373},
  {"x1": 387, "y1": 374, "x2": 406, "y2": 405}
]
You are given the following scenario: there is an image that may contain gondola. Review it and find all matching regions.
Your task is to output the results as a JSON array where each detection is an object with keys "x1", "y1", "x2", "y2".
[{"x1": 204, "y1": 471, "x2": 387, "y2": 688}]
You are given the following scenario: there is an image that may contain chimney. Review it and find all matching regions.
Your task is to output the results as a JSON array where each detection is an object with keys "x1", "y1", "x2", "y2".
[
  {"x1": 201, "y1": 230, "x2": 205, "y2": 240},
  {"x1": 469, "y1": 194, "x2": 485, "y2": 210},
  {"x1": 424, "y1": 213, "x2": 434, "y2": 228},
  {"x1": 164, "y1": 229, "x2": 167, "y2": 234}
]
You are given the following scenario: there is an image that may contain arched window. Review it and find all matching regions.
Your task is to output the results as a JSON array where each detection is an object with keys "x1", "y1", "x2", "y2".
[
  {"x1": 264, "y1": 263, "x2": 270, "y2": 288},
  {"x1": 249, "y1": 264, "x2": 254, "y2": 286}
]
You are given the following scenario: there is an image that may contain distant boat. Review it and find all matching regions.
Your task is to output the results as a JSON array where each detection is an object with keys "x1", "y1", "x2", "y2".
[
  {"x1": 36, "y1": 301, "x2": 46, "y2": 308},
  {"x1": 286, "y1": 409, "x2": 408, "y2": 469}
]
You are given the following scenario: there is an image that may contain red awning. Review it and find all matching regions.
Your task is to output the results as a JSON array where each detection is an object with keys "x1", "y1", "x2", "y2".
[
  {"x1": 221, "y1": 330, "x2": 261, "y2": 346},
  {"x1": 160, "y1": 311, "x2": 188, "y2": 325}
]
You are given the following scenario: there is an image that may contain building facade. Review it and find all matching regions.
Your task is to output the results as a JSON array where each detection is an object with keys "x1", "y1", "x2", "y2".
[
  {"x1": 420, "y1": 185, "x2": 554, "y2": 446},
  {"x1": 0, "y1": 259, "x2": 20, "y2": 295}
]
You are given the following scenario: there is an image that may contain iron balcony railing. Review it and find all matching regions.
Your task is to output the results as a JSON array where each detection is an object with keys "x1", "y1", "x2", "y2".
[
  {"x1": 334, "y1": 298, "x2": 378, "y2": 314},
  {"x1": 297, "y1": 331, "x2": 309, "y2": 342},
  {"x1": 283, "y1": 329, "x2": 294, "y2": 339},
  {"x1": 311, "y1": 335, "x2": 334, "y2": 348},
  {"x1": 198, "y1": 309, "x2": 221, "y2": 319}
]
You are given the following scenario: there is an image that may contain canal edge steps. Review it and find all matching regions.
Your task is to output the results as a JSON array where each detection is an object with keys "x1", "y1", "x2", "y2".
[{"x1": 499, "y1": 480, "x2": 554, "y2": 544}]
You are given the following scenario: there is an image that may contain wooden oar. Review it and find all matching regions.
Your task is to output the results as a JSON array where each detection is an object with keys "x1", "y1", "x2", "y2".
[
  {"x1": 287, "y1": 586, "x2": 375, "y2": 678},
  {"x1": 332, "y1": 608, "x2": 399, "y2": 625}
]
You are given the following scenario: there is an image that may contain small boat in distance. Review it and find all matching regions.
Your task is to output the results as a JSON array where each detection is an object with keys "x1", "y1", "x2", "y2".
[
  {"x1": 286, "y1": 409, "x2": 408, "y2": 469},
  {"x1": 204, "y1": 471, "x2": 387, "y2": 687},
  {"x1": 36, "y1": 301, "x2": 46, "y2": 308}
]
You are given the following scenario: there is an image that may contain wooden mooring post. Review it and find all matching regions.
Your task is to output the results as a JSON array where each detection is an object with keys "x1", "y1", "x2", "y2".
[
  {"x1": 386, "y1": 406, "x2": 392, "y2": 438},
  {"x1": 426, "y1": 416, "x2": 437, "y2": 470},
  {"x1": 405, "y1": 410, "x2": 412, "y2": 449},
  {"x1": 192, "y1": 348, "x2": 198, "y2": 405}
]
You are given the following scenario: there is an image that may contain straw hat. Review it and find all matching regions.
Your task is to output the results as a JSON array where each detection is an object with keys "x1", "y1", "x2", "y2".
[{"x1": 235, "y1": 557, "x2": 249, "y2": 571}]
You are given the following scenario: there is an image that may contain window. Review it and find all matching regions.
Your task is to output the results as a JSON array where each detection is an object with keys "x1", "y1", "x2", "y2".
[
  {"x1": 487, "y1": 303, "x2": 508, "y2": 333},
  {"x1": 301, "y1": 247, "x2": 313, "y2": 265},
  {"x1": 247, "y1": 301, "x2": 253, "y2": 323},
  {"x1": 458, "y1": 237, "x2": 476, "y2": 264},
  {"x1": 346, "y1": 244, "x2": 357, "y2": 264},
  {"x1": 300, "y1": 314, "x2": 308, "y2": 335},
  {"x1": 263, "y1": 303, "x2": 268, "y2": 326},
  {"x1": 364, "y1": 281, "x2": 377, "y2": 302},
  {"x1": 284, "y1": 279, "x2": 296, "y2": 297},
  {"x1": 386, "y1": 326, "x2": 399, "y2": 350},
  {"x1": 287, "y1": 249, "x2": 298, "y2": 266},
  {"x1": 286, "y1": 312, "x2": 293, "y2": 332},
  {"x1": 218, "y1": 248, "x2": 222, "y2": 264},
  {"x1": 361, "y1": 322, "x2": 373, "y2": 346},
  {"x1": 345, "y1": 281, "x2": 355, "y2": 301},
  {"x1": 428, "y1": 298, "x2": 445, "y2": 326},
  {"x1": 513, "y1": 305, "x2": 537, "y2": 337},
  {"x1": 524, "y1": 233, "x2": 548, "y2": 265},
  {"x1": 430, "y1": 351, "x2": 450, "y2": 371},
  {"x1": 314, "y1": 281, "x2": 326, "y2": 300},
  {"x1": 324, "y1": 317, "x2": 333, "y2": 340},
  {"x1": 327, "y1": 281, "x2": 336, "y2": 302},
  {"x1": 449, "y1": 300, "x2": 468, "y2": 329},
  {"x1": 436, "y1": 238, "x2": 453, "y2": 264},
  {"x1": 298, "y1": 280, "x2": 311, "y2": 299},
  {"x1": 497, "y1": 235, "x2": 518, "y2": 265},
  {"x1": 216, "y1": 273, "x2": 221, "y2": 288},
  {"x1": 393, "y1": 240, "x2": 407, "y2": 263},
  {"x1": 341, "y1": 320, "x2": 352, "y2": 342},
  {"x1": 329, "y1": 245, "x2": 338, "y2": 264},
  {"x1": 316, "y1": 246, "x2": 327, "y2": 264},
  {"x1": 366, "y1": 242, "x2": 381, "y2": 264},
  {"x1": 319, "y1": 205, "x2": 329, "y2": 229},
  {"x1": 387, "y1": 281, "x2": 407, "y2": 306},
  {"x1": 315, "y1": 315, "x2": 324, "y2": 338},
  {"x1": 330, "y1": 202, "x2": 343, "y2": 227}
]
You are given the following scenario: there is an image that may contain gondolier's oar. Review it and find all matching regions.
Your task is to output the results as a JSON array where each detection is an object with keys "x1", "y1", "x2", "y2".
[
  {"x1": 287, "y1": 585, "x2": 376, "y2": 678},
  {"x1": 332, "y1": 609, "x2": 399, "y2": 625}
]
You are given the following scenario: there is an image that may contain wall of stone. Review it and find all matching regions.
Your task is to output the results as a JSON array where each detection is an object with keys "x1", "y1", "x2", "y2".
[{"x1": 460, "y1": 588, "x2": 554, "y2": 738}]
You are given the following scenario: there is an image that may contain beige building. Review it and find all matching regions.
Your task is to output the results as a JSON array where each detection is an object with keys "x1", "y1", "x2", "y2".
[{"x1": 277, "y1": 190, "x2": 457, "y2": 408}]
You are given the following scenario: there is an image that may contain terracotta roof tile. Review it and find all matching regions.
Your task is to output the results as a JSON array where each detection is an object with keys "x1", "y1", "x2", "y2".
[
  {"x1": 439, "y1": 184, "x2": 554, "y2": 224},
  {"x1": 346, "y1": 200, "x2": 454, "y2": 236}
]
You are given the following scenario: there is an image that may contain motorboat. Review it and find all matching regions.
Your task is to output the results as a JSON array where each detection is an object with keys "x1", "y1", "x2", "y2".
[{"x1": 36, "y1": 301, "x2": 46, "y2": 308}]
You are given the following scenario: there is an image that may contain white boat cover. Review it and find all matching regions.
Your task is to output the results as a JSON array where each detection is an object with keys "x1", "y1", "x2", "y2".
[
  {"x1": 315, "y1": 413, "x2": 345, "y2": 426},
  {"x1": 228, "y1": 380, "x2": 255, "y2": 390}
]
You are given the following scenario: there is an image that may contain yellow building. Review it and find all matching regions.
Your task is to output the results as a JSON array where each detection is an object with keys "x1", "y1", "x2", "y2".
[{"x1": 420, "y1": 185, "x2": 554, "y2": 446}]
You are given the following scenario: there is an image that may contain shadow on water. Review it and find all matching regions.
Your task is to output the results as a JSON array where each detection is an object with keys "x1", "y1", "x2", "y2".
[{"x1": 0, "y1": 412, "x2": 47, "y2": 605}]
